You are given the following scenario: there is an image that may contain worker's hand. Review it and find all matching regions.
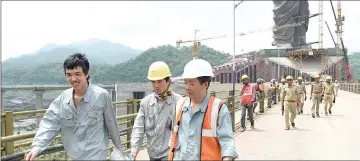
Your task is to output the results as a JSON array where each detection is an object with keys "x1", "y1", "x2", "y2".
[
  {"x1": 26, "y1": 150, "x2": 38, "y2": 161},
  {"x1": 130, "y1": 152, "x2": 137, "y2": 160},
  {"x1": 222, "y1": 156, "x2": 234, "y2": 161}
]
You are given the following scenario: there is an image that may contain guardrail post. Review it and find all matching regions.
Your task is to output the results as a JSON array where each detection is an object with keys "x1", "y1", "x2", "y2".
[
  {"x1": 126, "y1": 99, "x2": 135, "y2": 149},
  {"x1": 33, "y1": 90, "x2": 45, "y2": 127},
  {"x1": 4, "y1": 112, "x2": 14, "y2": 155},
  {"x1": 1, "y1": 115, "x2": 5, "y2": 156},
  {"x1": 111, "y1": 89, "x2": 117, "y2": 116},
  {"x1": 210, "y1": 91, "x2": 216, "y2": 97},
  {"x1": 227, "y1": 91, "x2": 235, "y2": 132}
]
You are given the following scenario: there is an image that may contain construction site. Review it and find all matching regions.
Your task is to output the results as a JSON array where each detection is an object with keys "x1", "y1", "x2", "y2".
[{"x1": 175, "y1": 0, "x2": 354, "y2": 83}]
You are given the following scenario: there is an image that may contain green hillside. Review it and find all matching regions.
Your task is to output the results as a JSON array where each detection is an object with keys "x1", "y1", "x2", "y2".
[
  {"x1": 2, "y1": 45, "x2": 230, "y2": 85},
  {"x1": 349, "y1": 53, "x2": 360, "y2": 82}
]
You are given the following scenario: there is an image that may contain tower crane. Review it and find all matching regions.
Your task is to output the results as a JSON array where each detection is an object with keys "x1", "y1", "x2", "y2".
[
  {"x1": 176, "y1": 14, "x2": 319, "y2": 58},
  {"x1": 329, "y1": 0, "x2": 352, "y2": 82}
]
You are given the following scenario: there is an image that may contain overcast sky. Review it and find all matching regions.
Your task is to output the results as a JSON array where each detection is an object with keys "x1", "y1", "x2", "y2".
[{"x1": 2, "y1": 1, "x2": 360, "y2": 61}]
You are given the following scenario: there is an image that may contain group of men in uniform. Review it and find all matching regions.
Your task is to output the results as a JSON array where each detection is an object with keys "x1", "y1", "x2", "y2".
[
  {"x1": 239, "y1": 73, "x2": 337, "y2": 131},
  {"x1": 279, "y1": 74, "x2": 336, "y2": 130}
]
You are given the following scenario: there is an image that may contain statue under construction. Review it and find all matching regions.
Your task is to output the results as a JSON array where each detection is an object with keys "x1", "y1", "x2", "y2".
[{"x1": 272, "y1": 0, "x2": 310, "y2": 49}]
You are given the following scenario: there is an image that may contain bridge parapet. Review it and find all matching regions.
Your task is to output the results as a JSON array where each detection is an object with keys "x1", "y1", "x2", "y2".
[{"x1": 340, "y1": 83, "x2": 360, "y2": 94}]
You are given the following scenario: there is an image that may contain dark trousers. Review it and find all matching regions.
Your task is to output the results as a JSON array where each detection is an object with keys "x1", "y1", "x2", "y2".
[
  {"x1": 150, "y1": 156, "x2": 168, "y2": 161},
  {"x1": 241, "y1": 104, "x2": 254, "y2": 128}
]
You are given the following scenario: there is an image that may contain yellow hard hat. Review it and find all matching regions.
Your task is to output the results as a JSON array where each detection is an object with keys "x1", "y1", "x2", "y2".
[
  {"x1": 286, "y1": 76, "x2": 293, "y2": 80},
  {"x1": 241, "y1": 75, "x2": 249, "y2": 80},
  {"x1": 314, "y1": 74, "x2": 320, "y2": 78},
  {"x1": 281, "y1": 78, "x2": 286, "y2": 82},
  {"x1": 326, "y1": 76, "x2": 332, "y2": 80},
  {"x1": 298, "y1": 77, "x2": 302, "y2": 80},
  {"x1": 147, "y1": 61, "x2": 172, "y2": 80}
]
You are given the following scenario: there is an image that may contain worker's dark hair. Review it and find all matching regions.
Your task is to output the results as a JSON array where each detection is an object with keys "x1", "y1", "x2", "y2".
[
  {"x1": 63, "y1": 53, "x2": 90, "y2": 82},
  {"x1": 198, "y1": 76, "x2": 212, "y2": 90}
]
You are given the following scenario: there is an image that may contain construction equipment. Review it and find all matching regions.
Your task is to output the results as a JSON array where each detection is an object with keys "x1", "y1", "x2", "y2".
[
  {"x1": 329, "y1": 0, "x2": 352, "y2": 82},
  {"x1": 175, "y1": 14, "x2": 320, "y2": 57}
]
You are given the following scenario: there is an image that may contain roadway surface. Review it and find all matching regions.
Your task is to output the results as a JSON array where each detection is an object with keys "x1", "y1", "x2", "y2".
[{"x1": 135, "y1": 88, "x2": 360, "y2": 160}]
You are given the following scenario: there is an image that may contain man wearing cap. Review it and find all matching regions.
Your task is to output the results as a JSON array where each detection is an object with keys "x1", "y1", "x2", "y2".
[
  {"x1": 240, "y1": 74, "x2": 256, "y2": 132},
  {"x1": 322, "y1": 76, "x2": 335, "y2": 115},
  {"x1": 168, "y1": 58, "x2": 238, "y2": 161},
  {"x1": 281, "y1": 76, "x2": 300, "y2": 130},
  {"x1": 257, "y1": 78, "x2": 265, "y2": 113},
  {"x1": 297, "y1": 77, "x2": 307, "y2": 114},
  {"x1": 130, "y1": 61, "x2": 182, "y2": 161},
  {"x1": 310, "y1": 74, "x2": 323, "y2": 118}
]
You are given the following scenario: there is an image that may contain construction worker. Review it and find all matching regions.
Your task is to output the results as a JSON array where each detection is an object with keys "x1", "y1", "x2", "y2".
[
  {"x1": 281, "y1": 76, "x2": 300, "y2": 130},
  {"x1": 297, "y1": 77, "x2": 307, "y2": 114},
  {"x1": 322, "y1": 76, "x2": 335, "y2": 115},
  {"x1": 26, "y1": 53, "x2": 125, "y2": 160},
  {"x1": 130, "y1": 61, "x2": 181, "y2": 161},
  {"x1": 257, "y1": 78, "x2": 265, "y2": 113},
  {"x1": 334, "y1": 80, "x2": 339, "y2": 96},
  {"x1": 168, "y1": 58, "x2": 238, "y2": 160},
  {"x1": 310, "y1": 74, "x2": 324, "y2": 118},
  {"x1": 240, "y1": 74, "x2": 256, "y2": 132},
  {"x1": 270, "y1": 79, "x2": 277, "y2": 104},
  {"x1": 266, "y1": 80, "x2": 272, "y2": 108}
]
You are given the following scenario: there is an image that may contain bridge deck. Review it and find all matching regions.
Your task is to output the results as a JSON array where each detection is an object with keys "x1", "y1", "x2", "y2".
[{"x1": 135, "y1": 88, "x2": 360, "y2": 160}]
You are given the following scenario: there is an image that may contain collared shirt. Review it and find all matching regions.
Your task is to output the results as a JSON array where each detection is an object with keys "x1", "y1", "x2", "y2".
[
  {"x1": 282, "y1": 85, "x2": 300, "y2": 102},
  {"x1": 131, "y1": 92, "x2": 182, "y2": 158},
  {"x1": 30, "y1": 83, "x2": 123, "y2": 160},
  {"x1": 171, "y1": 93, "x2": 239, "y2": 160},
  {"x1": 240, "y1": 83, "x2": 256, "y2": 105},
  {"x1": 324, "y1": 83, "x2": 335, "y2": 94}
]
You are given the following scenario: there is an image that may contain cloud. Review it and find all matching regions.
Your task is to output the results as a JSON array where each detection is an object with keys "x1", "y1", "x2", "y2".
[{"x1": 2, "y1": 1, "x2": 360, "y2": 61}]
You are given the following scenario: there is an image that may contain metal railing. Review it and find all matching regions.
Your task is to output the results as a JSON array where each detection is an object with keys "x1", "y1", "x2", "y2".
[
  {"x1": 1, "y1": 90, "x2": 256, "y2": 161},
  {"x1": 339, "y1": 83, "x2": 360, "y2": 94}
]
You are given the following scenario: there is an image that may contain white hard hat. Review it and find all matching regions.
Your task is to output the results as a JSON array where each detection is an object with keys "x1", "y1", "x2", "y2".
[{"x1": 182, "y1": 58, "x2": 214, "y2": 79}]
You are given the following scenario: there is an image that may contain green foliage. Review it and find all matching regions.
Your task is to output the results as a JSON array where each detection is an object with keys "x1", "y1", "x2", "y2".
[
  {"x1": 2, "y1": 45, "x2": 230, "y2": 85},
  {"x1": 349, "y1": 53, "x2": 360, "y2": 82}
]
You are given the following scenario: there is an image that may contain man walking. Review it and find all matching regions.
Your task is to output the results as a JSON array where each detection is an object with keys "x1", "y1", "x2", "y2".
[
  {"x1": 240, "y1": 74, "x2": 256, "y2": 132},
  {"x1": 257, "y1": 78, "x2": 265, "y2": 113},
  {"x1": 130, "y1": 61, "x2": 181, "y2": 161},
  {"x1": 281, "y1": 76, "x2": 300, "y2": 130},
  {"x1": 297, "y1": 77, "x2": 307, "y2": 114},
  {"x1": 334, "y1": 80, "x2": 340, "y2": 96},
  {"x1": 323, "y1": 76, "x2": 335, "y2": 115},
  {"x1": 26, "y1": 53, "x2": 125, "y2": 160},
  {"x1": 168, "y1": 58, "x2": 238, "y2": 160},
  {"x1": 310, "y1": 74, "x2": 323, "y2": 118}
]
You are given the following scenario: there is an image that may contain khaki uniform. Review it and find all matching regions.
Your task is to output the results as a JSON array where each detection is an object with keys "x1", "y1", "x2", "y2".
[
  {"x1": 311, "y1": 81, "x2": 323, "y2": 115},
  {"x1": 297, "y1": 83, "x2": 306, "y2": 112},
  {"x1": 278, "y1": 83, "x2": 287, "y2": 102},
  {"x1": 323, "y1": 83, "x2": 334, "y2": 114},
  {"x1": 282, "y1": 85, "x2": 299, "y2": 128}
]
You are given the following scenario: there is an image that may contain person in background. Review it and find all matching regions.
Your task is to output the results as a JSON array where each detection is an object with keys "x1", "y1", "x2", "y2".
[
  {"x1": 26, "y1": 53, "x2": 125, "y2": 160},
  {"x1": 310, "y1": 74, "x2": 323, "y2": 118},
  {"x1": 297, "y1": 77, "x2": 307, "y2": 114},
  {"x1": 322, "y1": 76, "x2": 335, "y2": 115},
  {"x1": 168, "y1": 58, "x2": 238, "y2": 161},
  {"x1": 240, "y1": 74, "x2": 256, "y2": 132},
  {"x1": 257, "y1": 78, "x2": 265, "y2": 113},
  {"x1": 334, "y1": 80, "x2": 340, "y2": 96},
  {"x1": 130, "y1": 61, "x2": 181, "y2": 161}
]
